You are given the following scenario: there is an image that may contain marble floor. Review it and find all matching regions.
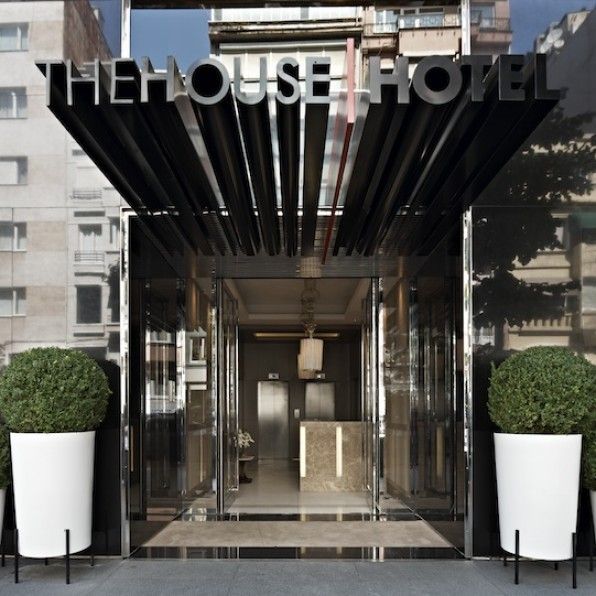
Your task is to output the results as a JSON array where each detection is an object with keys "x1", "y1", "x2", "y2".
[
  {"x1": 143, "y1": 520, "x2": 452, "y2": 548},
  {"x1": 227, "y1": 459, "x2": 372, "y2": 515}
]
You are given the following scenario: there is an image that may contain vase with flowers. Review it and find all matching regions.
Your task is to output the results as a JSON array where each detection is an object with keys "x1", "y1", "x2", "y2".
[{"x1": 237, "y1": 429, "x2": 255, "y2": 484}]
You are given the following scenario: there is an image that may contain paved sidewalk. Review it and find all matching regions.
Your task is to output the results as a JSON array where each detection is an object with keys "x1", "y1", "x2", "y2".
[{"x1": 0, "y1": 558, "x2": 593, "y2": 595}]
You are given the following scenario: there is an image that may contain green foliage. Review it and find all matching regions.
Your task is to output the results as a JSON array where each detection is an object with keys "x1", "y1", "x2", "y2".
[
  {"x1": 0, "y1": 423, "x2": 10, "y2": 488},
  {"x1": 0, "y1": 348, "x2": 111, "y2": 433},
  {"x1": 584, "y1": 431, "x2": 596, "y2": 491},
  {"x1": 473, "y1": 107, "x2": 596, "y2": 337},
  {"x1": 488, "y1": 346, "x2": 596, "y2": 434}
]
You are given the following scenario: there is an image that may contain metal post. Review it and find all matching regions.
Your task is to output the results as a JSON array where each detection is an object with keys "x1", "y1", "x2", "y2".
[
  {"x1": 590, "y1": 518, "x2": 594, "y2": 572},
  {"x1": 1, "y1": 529, "x2": 5, "y2": 567},
  {"x1": 14, "y1": 529, "x2": 19, "y2": 584},
  {"x1": 572, "y1": 532, "x2": 577, "y2": 589},
  {"x1": 65, "y1": 529, "x2": 70, "y2": 585},
  {"x1": 44, "y1": 558, "x2": 48, "y2": 566},
  {"x1": 514, "y1": 529, "x2": 519, "y2": 585},
  {"x1": 554, "y1": 562, "x2": 558, "y2": 570}
]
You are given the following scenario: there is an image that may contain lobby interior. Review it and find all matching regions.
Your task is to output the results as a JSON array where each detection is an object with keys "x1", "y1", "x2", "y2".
[{"x1": 129, "y1": 261, "x2": 462, "y2": 554}]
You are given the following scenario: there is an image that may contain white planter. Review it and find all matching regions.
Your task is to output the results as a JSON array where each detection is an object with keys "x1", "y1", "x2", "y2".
[
  {"x1": 0, "y1": 488, "x2": 5, "y2": 539},
  {"x1": 11, "y1": 431, "x2": 95, "y2": 558},
  {"x1": 494, "y1": 433, "x2": 582, "y2": 561}
]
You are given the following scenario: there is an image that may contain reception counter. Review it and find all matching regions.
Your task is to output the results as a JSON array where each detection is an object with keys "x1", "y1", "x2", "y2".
[{"x1": 299, "y1": 421, "x2": 364, "y2": 491}]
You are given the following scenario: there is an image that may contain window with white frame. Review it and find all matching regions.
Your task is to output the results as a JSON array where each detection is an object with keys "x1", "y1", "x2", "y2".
[
  {"x1": 472, "y1": 4, "x2": 496, "y2": 27},
  {"x1": 0, "y1": 24, "x2": 28, "y2": 52},
  {"x1": 374, "y1": 10, "x2": 398, "y2": 33},
  {"x1": 0, "y1": 157, "x2": 27, "y2": 184},
  {"x1": 0, "y1": 88, "x2": 26, "y2": 118},
  {"x1": 0, "y1": 222, "x2": 26, "y2": 251},
  {"x1": 78, "y1": 224, "x2": 102, "y2": 252},
  {"x1": 76, "y1": 285, "x2": 102, "y2": 324},
  {"x1": 0, "y1": 288, "x2": 26, "y2": 316}
]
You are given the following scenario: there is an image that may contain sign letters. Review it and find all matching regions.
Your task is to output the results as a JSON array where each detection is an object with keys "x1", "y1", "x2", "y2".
[{"x1": 40, "y1": 53, "x2": 558, "y2": 108}]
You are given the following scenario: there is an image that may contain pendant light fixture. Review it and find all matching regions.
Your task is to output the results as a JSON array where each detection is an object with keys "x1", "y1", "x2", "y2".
[
  {"x1": 300, "y1": 323, "x2": 323, "y2": 372},
  {"x1": 297, "y1": 280, "x2": 323, "y2": 375}
]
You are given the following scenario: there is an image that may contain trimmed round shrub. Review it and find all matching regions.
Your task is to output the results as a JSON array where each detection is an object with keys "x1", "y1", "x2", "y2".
[
  {"x1": 584, "y1": 432, "x2": 596, "y2": 491},
  {"x1": 0, "y1": 347, "x2": 110, "y2": 433},
  {"x1": 0, "y1": 423, "x2": 10, "y2": 488},
  {"x1": 488, "y1": 346, "x2": 596, "y2": 434}
]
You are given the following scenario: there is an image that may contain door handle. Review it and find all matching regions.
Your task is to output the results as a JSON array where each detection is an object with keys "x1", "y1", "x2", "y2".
[{"x1": 130, "y1": 425, "x2": 135, "y2": 473}]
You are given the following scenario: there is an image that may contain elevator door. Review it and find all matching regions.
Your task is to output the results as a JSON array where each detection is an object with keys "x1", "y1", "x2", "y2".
[
  {"x1": 305, "y1": 382, "x2": 335, "y2": 420},
  {"x1": 257, "y1": 381, "x2": 289, "y2": 459}
]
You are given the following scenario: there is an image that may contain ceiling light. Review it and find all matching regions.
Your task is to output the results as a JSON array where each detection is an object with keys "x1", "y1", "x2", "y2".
[{"x1": 253, "y1": 332, "x2": 339, "y2": 339}]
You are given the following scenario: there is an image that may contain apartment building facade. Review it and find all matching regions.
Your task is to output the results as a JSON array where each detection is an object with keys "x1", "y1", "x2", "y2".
[{"x1": 0, "y1": 0, "x2": 120, "y2": 371}]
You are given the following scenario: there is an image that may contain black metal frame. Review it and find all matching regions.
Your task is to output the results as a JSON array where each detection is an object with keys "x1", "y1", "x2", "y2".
[
  {"x1": 5, "y1": 528, "x2": 94, "y2": 585},
  {"x1": 502, "y1": 529, "x2": 579, "y2": 589}
]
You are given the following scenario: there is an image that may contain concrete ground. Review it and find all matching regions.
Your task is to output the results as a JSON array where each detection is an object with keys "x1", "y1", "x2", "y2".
[{"x1": 0, "y1": 558, "x2": 593, "y2": 595}]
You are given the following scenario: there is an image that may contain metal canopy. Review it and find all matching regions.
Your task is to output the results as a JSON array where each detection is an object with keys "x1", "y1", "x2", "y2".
[{"x1": 37, "y1": 56, "x2": 557, "y2": 261}]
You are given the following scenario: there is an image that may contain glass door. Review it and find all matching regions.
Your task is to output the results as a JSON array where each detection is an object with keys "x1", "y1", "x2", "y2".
[
  {"x1": 411, "y1": 276, "x2": 458, "y2": 516},
  {"x1": 217, "y1": 281, "x2": 239, "y2": 511},
  {"x1": 362, "y1": 278, "x2": 380, "y2": 511}
]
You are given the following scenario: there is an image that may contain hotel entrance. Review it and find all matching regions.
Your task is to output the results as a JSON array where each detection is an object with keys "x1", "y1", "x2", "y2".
[{"x1": 123, "y1": 214, "x2": 464, "y2": 557}]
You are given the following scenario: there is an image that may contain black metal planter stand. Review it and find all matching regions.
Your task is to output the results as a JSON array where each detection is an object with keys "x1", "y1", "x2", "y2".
[
  {"x1": 10, "y1": 528, "x2": 94, "y2": 585},
  {"x1": 502, "y1": 529, "x2": 578, "y2": 589}
]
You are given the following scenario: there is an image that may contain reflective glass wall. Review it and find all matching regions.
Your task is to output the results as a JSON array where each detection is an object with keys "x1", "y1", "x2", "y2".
[
  {"x1": 381, "y1": 224, "x2": 464, "y2": 549},
  {"x1": 0, "y1": 0, "x2": 122, "y2": 554},
  {"x1": 470, "y1": 0, "x2": 596, "y2": 556},
  {"x1": 128, "y1": 217, "x2": 216, "y2": 551}
]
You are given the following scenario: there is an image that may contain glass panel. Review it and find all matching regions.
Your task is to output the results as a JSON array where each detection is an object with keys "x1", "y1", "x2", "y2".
[
  {"x1": 79, "y1": 224, "x2": 102, "y2": 251},
  {"x1": 0, "y1": 159, "x2": 19, "y2": 184},
  {"x1": 128, "y1": 218, "x2": 216, "y2": 550},
  {"x1": 15, "y1": 223, "x2": 26, "y2": 250},
  {"x1": 0, "y1": 25, "x2": 18, "y2": 51},
  {"x1": 380, "y1": 224, "x2": 463, "y2": 545},
  {"x1": 361, "y1": 279, "x2": 379, "y2": 508},
  {"x1": 0, "y1": 223, "x2": 11, "y2": 250},
  {"x1": 19, "y1": 24, "x2": 28, "y2": 50},
  {"x1": 0, "y1": 289, "x2": 11, "y2": 316},
  {"x1": 17, "y1": 158, "x2": 26, "y2": 183},
  {"x1": 469, "y1": 0, "x2": 596, "y2": 556},
  {"x1": 0, "y1": 88, "x2": 26, "y2": 118},
  {"x1": 219, "y1": 283, "x2": 239, "y2": 509},
  {"x1": 76, "y1": 285, "x2": 101, "y2": 323},
  {"x1": 14, "y1": 288, "x2": 25, "y2": 315},
  {"x1": 16, "y1": 91, "x2": 26, "y2": 117},
  {"x1": 0, "y1": 91, "x2": 14, "y2": 118}
]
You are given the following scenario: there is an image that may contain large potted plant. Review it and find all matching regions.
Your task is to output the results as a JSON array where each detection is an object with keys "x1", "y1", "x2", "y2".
[
  {"x1": 0, "y1": 422, "x2": 10, "y2": 539},
  {"x1": 488, "y1": 346, "x2": 595, "y2": 561},
  {"x1": 0, "y1": 348, "x2": 110, "y2": 558}
]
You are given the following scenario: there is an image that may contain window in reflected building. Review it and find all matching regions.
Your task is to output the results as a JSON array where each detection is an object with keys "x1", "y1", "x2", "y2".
[
  {"x1": 76, "y1": 285, "x2": 102, "y2": 324},
  {"x1": 0, "y1": 287, "x2": 25, "y2": 317},
  {"x1": 0, "y1": 87, "x2": 26, "y2": 119},
  {"x1": 0, "y1": 157, "x2": 27, "y2": 185},
  {"x1": 0, "y1": 23, "x2": 28, "y2": 52}
]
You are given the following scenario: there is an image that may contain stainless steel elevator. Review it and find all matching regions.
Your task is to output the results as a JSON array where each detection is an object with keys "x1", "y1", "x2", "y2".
[{"x1": 257, "y1": 381, "x2": 290, "y2": 459}]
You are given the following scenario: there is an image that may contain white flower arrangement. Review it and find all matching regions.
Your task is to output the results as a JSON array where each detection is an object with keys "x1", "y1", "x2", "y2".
[{"x1": 237, "y1": 429, "x2": 255, "y2": 450}]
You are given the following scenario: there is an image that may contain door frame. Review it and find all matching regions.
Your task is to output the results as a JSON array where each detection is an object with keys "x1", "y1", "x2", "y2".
[{"x1": 216, "y1": 278, "x2": 240, "y2": 513}]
